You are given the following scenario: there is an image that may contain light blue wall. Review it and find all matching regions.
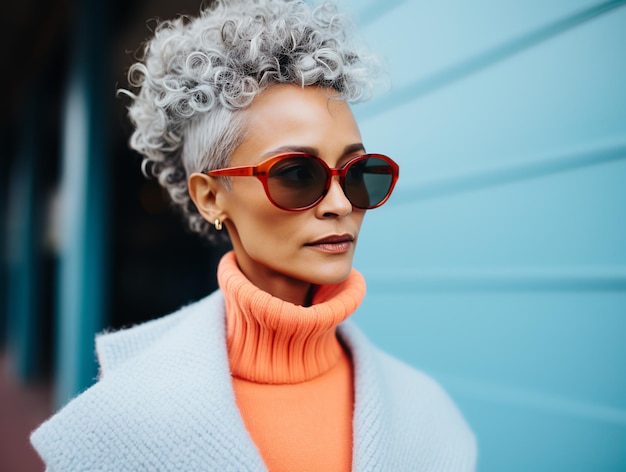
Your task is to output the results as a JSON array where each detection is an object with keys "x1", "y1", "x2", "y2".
[{"x1": 349, "y1": 1, "x2": 626, "y2": 470}]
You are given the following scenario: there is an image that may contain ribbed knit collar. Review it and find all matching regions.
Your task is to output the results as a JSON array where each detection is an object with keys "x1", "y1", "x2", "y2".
[{"x1": 217, "y1": 251, "x2": 366, "y2": 384}]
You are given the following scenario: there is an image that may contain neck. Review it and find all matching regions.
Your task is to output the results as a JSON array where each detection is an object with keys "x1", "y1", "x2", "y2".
[
  {"x1": 217, "y1": 251, "x2": 366, "y2": 383},
  {"x1": 228, "y1": 238, "x2": 313, "y2": 306}
]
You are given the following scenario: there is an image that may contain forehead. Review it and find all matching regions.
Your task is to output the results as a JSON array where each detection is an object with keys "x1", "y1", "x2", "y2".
[{"x1": 230, "y1": 85, "x2": 362, "y2": 164}]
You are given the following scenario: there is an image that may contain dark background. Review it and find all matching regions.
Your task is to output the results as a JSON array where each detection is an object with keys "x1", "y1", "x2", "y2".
[
  {"x1": 1, "y1": 0, "x2": 230, "y2": 361},
  {"x1": 1, "y1": 1, "x2": 230, "y2": 468}
]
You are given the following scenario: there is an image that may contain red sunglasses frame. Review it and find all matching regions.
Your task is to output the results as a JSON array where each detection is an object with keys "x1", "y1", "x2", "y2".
[{"x1": 206, "y1": 152, "x2": 399, "y2": 211}]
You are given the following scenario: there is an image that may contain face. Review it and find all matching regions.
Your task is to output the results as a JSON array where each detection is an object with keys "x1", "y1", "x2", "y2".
[{"x1": 199, "y1": 85, "x2": 367, "y2": 305}]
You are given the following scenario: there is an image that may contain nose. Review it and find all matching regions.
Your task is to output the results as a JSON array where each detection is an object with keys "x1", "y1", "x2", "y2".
[{"x1": 315, "y1": 177, "x2": 352, "y2": 218}]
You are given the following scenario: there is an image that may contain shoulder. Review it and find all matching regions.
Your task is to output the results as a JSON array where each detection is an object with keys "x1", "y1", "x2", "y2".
[
  {"x1": 376, "y1": 348, "x2": 473, "y2": 430},
  {"x1": 30, "y1": 289, "x2": 256, "y2": 471},
  {"x1": 339, "y1": 321, "x2": 477, "y2": 471},
  {"x1": 96, "y1": 290, "x2": 225, "y2": 376},
  {"x1": 380, "y1": 351, "x2": 478, "y2": 470}
]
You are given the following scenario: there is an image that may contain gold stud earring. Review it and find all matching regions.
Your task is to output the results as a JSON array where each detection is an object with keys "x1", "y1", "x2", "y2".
[{"x1": 214, "y1": 219, "x2": 223, "y2": 231}]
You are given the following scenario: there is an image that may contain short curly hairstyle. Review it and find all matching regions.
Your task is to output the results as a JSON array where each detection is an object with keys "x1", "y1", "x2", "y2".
[{"x1": 122, "y1": 0, "x2": 382, "y2": 242}]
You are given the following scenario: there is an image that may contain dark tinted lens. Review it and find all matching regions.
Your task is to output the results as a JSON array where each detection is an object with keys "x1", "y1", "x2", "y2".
[
  {"x1": 344, "y1": 157, "x2": 394, "y2": 208},
  {"x1": 267, "y1": 156, "x2": 328, "y2": 209}
]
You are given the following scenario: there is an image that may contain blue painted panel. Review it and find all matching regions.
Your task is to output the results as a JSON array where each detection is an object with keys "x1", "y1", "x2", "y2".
[
  {"x1": 462, "y1": 396, "x2": 626, "y2": 470},
  {"x1": 4, "y1": 124, "x2": 42, "y2": 379},
  {"x1": 354, "y1": 291, "x2": 626, "y2": 470},
  {"x1": 355, "y1": 4, "x2": 626, "y2": 182},
  {"x1": 357, "y1": 291, "x2": 626, "y2": 408},
  {"x1": 355, "y1": 0, "x2": 602, "y2": 89},
  {"x1": 349, "y1": 0, "x2": 626, "y2": 470},
  {"x1": 55, "y1": 0, "x2": 110, "y2": 407},
  {"x1": 356, "y1": 158, "x2": 626, "y2": 268}
]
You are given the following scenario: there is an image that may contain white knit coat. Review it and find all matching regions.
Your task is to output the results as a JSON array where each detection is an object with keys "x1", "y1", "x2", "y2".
[{"x1": 31, "y1": 290, "x2": 477, "y2": 471}]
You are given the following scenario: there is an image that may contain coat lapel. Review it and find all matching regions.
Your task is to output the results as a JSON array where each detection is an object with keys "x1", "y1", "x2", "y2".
[
  {"x1": 32, "y1": 291, "x2": 267, "y2": 471},
  {"x1": 338, "y1": 321, "x2": 391, "y2": 472}
]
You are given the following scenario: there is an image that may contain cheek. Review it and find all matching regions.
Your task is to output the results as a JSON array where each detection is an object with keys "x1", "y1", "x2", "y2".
[
  {"x1": 226, "y1": 187, "x2": 303, "y2": 248},
  {"x1": 244, "y1": 214, "x2": 296, "y2": 245}
]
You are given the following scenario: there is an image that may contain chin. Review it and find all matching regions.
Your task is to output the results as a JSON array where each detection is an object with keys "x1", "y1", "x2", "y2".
[{"x1": 305, "y1": 261, "x2": 354, "y2": 286}]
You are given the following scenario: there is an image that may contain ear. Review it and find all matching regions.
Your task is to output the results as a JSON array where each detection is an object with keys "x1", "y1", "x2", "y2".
[{"x1": 188, "y1": 172, "x2": 228, "y2": 223}]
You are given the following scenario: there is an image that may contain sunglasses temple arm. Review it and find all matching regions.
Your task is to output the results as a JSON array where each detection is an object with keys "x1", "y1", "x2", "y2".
[{"x1": 207, "y1": 166, "x2": 258, "y2": 177}]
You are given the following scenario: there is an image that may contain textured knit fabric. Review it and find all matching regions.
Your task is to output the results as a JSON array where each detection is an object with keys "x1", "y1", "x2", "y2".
[
  {"x1": 219, "y1": 251, "x2": 364, "y2": 471},
  {"x1": 220, "y1": 250, "x2": 365, "y2": 383},
  {"x1": 31, "y1": 291, "x2": 478, "y2": 471}
]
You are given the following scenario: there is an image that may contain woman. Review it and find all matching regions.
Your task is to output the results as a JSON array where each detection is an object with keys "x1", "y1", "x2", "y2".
[{"x1": 31, "y1": 1, "x2": 476, "y2": 470}]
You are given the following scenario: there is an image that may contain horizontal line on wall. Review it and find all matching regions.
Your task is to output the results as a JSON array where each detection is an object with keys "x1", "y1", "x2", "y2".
[
  {"x1": 359, "y1": 0, "x2": 626, "y2": 119},
  {"x1": 366, "y1": 267, "x2": 626, "y2": 292},
  {"x1": 440, "y1": 374, "x2": 626, "y2": 426},
  {"x1": 391, "y1": 141, "x2": 626, "y2": 203}
]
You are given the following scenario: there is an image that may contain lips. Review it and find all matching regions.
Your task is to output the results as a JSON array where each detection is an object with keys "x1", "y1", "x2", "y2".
[
  {"x1": 305, "y1": 234, "x2": 355, "y2": 254},
  {"x1": 306, "y1": 234, "x2": 355, "y2": 246}
]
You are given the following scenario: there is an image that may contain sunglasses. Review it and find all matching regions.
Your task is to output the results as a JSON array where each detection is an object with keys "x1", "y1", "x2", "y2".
[{"x1": 207, "y1": 152, "x2": 399, "y2": 211}]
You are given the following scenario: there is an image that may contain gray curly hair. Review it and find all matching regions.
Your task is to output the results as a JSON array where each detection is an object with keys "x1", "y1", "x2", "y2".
[{"x1": 122, "y1": 0, "x2": 382, "y2": 242}]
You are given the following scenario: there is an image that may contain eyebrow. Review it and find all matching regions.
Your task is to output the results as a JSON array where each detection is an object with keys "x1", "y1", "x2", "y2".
[{"x1": 262, "y1": 142, "x2": 366, "y2": 158}]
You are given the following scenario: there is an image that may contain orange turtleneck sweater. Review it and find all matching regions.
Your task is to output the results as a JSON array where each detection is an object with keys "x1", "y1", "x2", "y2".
[{"x1": 217, "y1": 252, "x2": 366, "y2": 472}]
